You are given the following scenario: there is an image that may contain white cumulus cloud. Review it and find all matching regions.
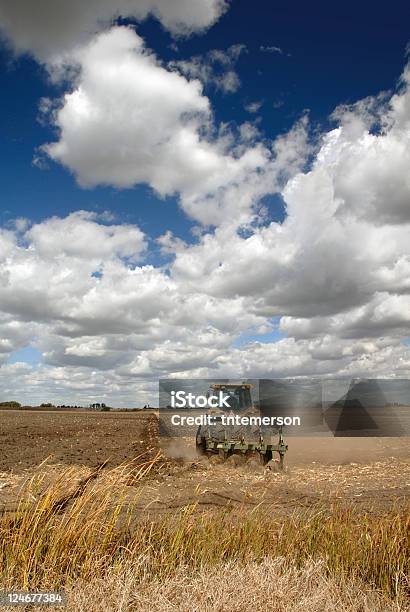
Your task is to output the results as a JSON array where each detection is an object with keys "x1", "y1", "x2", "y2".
[
  {"x1": 41, "y1": 27, "x2": 273, "y2": 226},
  {"x1": 1, "y1": 10, "x2": 410, "y2": 405}
]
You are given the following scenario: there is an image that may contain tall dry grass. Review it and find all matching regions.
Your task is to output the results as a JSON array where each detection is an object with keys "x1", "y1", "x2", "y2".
[
  {"x1": 0, "y1": 460, "x2": 408, "y2": 610},
  {"x1": 66, "y1": 557, "x2": 406, "y2": 612}
]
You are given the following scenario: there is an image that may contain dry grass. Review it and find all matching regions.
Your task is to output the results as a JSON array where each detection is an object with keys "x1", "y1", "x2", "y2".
[
  {"x1": 65, "y1": 558, "x2": 405, "y2": 612},
  {"x1": 0, "y1": 459, "x2": 409, "y2": 611}
]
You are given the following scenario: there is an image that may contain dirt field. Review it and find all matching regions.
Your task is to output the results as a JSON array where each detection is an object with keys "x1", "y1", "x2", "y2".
[
  {"x1": 0, "y1": 410, "x2": 158, "y2": 472},
  {"x1": 0, "y1": 409, "x2": 409, "y2": 516}
]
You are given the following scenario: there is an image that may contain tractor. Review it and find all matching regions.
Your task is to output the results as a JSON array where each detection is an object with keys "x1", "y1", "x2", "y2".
[{"x1": 195, "y1": 382, "x2": 288, "y2": 469}]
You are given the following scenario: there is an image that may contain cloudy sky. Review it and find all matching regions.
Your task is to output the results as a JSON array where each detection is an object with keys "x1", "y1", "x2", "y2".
[{"x1": 0, "y1": 0, "x2": 410, "y2": 406}]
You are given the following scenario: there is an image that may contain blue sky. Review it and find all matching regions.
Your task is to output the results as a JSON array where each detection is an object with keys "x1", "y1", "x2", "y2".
[
  {"x1": 2, "y1": 0, "x2": 409, "y2": 238},
  {"x1": 0, "y1": 0, "x2": 409, "y2": 405}
]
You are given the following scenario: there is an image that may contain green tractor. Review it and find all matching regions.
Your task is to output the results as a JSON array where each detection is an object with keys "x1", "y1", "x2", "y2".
[{"x1": 195, "y1": 383, "x2": 288, "y2": 469}]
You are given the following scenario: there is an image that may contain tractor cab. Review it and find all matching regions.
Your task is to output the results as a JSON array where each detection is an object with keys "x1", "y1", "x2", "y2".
[{"x1": 208, "y1": 383, "x2": 253, "y2": 412}]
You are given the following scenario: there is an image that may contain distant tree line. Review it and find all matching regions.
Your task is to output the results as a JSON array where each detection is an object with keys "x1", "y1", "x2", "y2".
[
  {"x1": 0, "y1": 401, "x2": 21, "y2": 409},
  {"x1": 0, "y1": 401, "x2": 111, "y2": 411}
]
